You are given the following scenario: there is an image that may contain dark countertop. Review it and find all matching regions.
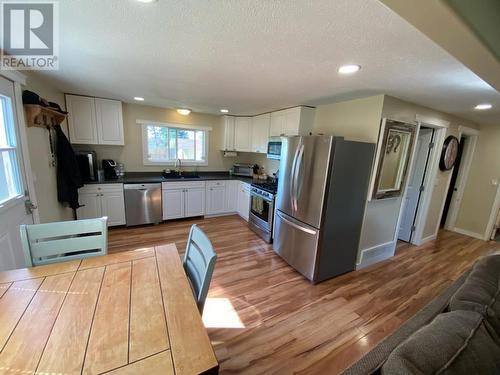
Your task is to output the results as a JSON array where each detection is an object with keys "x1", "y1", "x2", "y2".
[{"x1": 83, "y1": 171, "x2": 256, "y2": 185}]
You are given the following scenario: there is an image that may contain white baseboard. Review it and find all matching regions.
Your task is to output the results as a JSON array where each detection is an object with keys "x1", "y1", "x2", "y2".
[
  {"x1": 417, "y1": 234, "x2": 437, "y2": 245},
  {"x1": 204, "y1": 212, "x2": 238, "y2": 218},
  {"x1": 356, "y1": 241, "x2": 396, "y2": 270},
  {"x1": 452, "y1": 227, "x2": 486, "y2": 241}
]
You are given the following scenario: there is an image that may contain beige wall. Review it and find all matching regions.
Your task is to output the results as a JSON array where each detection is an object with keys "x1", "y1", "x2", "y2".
[
  {"x1": 381, "y1": 95, "x2": 481, "y2": 240},
  {"x1": 313, "y1": 94, "x2": 485, "y2": 266},
  {"x1": 77, "y1": 103, "x2": 235, "y2": 173},
  {"x1": 314, "y1": 95, "x2": 384, "y2": 142},
  {"x1": 455, "y1": 123, "x2": 500, "y2": 236},
  {"x1": 23, "y1": 72, "x2": 74, "y2": 223},
  {"x1": 313, "y1": 95, "x2": 389, "y2": 259}
]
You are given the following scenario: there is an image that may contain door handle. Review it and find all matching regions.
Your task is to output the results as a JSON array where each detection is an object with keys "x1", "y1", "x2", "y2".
[
  {"x1": 277, "y1": 211, "x2": 316, "y2": 235},
  {"x1": 292, "y1": 145, "x2": 304, "y2": 210},
  {"x1": 24, "y1": 199, "x2": 37, "y2": 214},
  {"x1": 290, "y1": 143, "x2": 301, "y2": 211}
]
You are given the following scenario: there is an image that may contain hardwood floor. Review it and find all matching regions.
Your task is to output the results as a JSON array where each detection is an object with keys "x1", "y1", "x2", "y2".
[{"x1": 108, "y1": 215, "x2": 499, "y2": 374}]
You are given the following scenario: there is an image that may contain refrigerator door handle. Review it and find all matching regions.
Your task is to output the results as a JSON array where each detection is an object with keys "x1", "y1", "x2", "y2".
[
  {"x1": 289, "y1": 143, "x2": 301, "y2": 211},
  {"x1": 276, "y1": 211, "x2": 317, "y2": 235},
  {"x1": 292, "y1": 144, "x2": 304, "y2": 211}
]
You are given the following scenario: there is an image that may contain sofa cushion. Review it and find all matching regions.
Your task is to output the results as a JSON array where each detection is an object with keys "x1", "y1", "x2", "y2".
[
  {"x1": 450, "y1": 254, "x2": 500, "y2": 334},
  {"x1": 381, "y1": 310, "x2": 500, "y2": 375}
]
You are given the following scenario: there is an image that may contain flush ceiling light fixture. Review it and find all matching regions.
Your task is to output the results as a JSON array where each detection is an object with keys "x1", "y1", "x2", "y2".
[
  {"x1": 474, "y1": 103, "x2": 492, "y2": 110},
  {"x1": 177, "y1": 108, "x2": 191, "y2": 116},
  {"x1": 133, "y1": 97, "x2": 145, "y2": 101},
  {"x1": 220, "y1": 109, "x2": 229, "y2": 113},
  {"x1": 338, "y1": 64, "x2": 361, "y2": 74},
  {"x1": 136, "y1": 0, "x2": 158, "y2": 3}
]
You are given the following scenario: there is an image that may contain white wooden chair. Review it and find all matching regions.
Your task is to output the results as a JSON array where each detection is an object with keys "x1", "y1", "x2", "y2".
[
  {"x1": 20, "y1": 217, "x2": 108, "y2": 267},
  {"x1": 183, "y1": 224, "x2": 217, "y2": 313}
]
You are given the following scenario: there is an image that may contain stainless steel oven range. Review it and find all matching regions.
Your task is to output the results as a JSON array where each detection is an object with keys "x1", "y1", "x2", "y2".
[{"x1": 249, "y1": 182, "x2": 278, "y2": 243}]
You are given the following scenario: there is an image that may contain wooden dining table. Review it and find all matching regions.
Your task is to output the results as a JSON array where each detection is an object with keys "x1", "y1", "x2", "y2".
[{"x1": 0, "y1": 243, "x2": 218, "y2": 375}]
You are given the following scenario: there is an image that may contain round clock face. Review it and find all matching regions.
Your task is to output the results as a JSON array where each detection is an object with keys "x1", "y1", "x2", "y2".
[{"x1": 440, "y1": 136, "x2": 459, "y2": 171}]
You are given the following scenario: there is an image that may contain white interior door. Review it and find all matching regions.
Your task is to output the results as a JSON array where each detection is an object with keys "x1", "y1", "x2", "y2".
[
  {"x1": 0, "y1": 76, "x2": 34, "y2": 271},
  {"x1": 398, "y1": 128, "x2": 433, "y2": 242}
]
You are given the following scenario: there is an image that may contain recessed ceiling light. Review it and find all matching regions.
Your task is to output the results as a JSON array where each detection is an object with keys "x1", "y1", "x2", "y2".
[
  {"x1": 177, "y1": 108, "x2": 191, "y2": 116},
  {"x1": 134, "y1": 97, "x2": 145, "y2": 101},
  {"x1": 220, "y1": 109, "x2": 229, "y2": 113},
  {"x1": 338, "y1": 64, "x2": 361, "y2": 74},
  {"x1": 136, "y1": 0, "x2": 158, "y2": 3},
  {"x1": 474, "y1": 103, "x2": 492, "y2": 110}
]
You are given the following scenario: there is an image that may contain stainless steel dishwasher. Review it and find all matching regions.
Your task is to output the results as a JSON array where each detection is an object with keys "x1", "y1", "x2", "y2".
[{"x1": 124, "y1": 183, "x2": 162, "y2": 226}]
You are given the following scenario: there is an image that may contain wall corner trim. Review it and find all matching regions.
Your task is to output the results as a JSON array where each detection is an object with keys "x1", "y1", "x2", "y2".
[{"x1": 1, "y1": 71, "x2": 27, "y2": 85}]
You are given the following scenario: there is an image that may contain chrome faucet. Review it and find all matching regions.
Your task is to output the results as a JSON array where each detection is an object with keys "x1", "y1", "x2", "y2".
[{"x1": 175, "y1": 158, "x2": 182, "y2": 175}]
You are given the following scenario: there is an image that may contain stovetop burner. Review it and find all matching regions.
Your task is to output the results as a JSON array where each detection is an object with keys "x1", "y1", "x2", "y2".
[{"x1": 251, "y1": 181, "x2": 278, "y2": 194}]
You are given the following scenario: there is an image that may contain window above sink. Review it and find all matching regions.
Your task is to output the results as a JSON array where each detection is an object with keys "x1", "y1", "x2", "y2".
[{"x1": 139, "y1": 120, "x2": 211, "y2": 166}]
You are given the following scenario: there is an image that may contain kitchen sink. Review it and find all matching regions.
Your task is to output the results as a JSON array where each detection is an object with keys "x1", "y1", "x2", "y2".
[{"x1": 162, "y1": 172, "x2": 200, "y2": 179}]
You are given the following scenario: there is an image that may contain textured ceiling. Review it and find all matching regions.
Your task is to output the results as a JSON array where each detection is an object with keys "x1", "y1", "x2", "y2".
[{"x1": 37, "y1": 0, "x2": 500, "y2": 124}]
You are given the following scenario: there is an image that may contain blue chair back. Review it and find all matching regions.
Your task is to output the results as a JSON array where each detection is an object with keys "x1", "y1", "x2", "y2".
[
  {"x1": 20, "y1": 217, "x2": 108, "y2": 267},
  {"x1": 183, "y1": 225, "x2": 217, "y2": 313}
]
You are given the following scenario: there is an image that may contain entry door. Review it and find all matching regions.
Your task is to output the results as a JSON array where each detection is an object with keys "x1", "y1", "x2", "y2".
[
  {"x1": 398, "y1": 128, "x2": 433, "y2": 242},
  {"x1": 0, "y1": 77, "x2": 34, "y2": 271}
]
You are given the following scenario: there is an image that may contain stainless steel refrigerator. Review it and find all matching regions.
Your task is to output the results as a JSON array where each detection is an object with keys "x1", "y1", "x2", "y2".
[{"x1": 273, "y1": 136, "x2": 375, "y2": 283}]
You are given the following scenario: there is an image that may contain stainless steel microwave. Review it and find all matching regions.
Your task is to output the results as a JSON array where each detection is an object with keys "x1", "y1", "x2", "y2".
[
  {"x1": 76, "y1": 150, "x2": 98, "y2": 182},
  {"x1": 267, "y1": 139, "x2": 282, "y2": 160}
]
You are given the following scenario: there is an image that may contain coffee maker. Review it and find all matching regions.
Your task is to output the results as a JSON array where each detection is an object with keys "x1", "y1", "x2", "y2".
[{"x1": 102, "y1": 159, "x2": 118, "y2": 180}]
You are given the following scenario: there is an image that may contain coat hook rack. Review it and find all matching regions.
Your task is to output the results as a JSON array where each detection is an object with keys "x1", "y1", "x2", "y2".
[{"x1": 24, "y1": 104, "x2": 67, "y2": 129}]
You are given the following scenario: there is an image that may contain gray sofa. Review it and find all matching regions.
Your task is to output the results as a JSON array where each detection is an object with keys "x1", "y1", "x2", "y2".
[{"x1": 342, "y1": 254, "x2": 500, "y2": 374}]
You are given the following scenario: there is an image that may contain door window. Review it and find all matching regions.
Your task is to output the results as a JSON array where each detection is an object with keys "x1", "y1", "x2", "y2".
[{"x1": 0, "y1": 95, "x2": 22, "y2": 204}]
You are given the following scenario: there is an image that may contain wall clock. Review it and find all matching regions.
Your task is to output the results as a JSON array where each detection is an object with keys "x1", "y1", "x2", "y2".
[{"x1": 439, "y1": 136, "x2": 459, "y2": 171}]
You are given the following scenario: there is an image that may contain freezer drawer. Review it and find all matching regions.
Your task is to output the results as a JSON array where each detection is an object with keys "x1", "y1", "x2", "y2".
[
  {"x1": 124, "y1": 183, "x2": 162, "y2": 226},
  {"x1": 273, "y1": 210, "x2": 320, "y2": 281}
]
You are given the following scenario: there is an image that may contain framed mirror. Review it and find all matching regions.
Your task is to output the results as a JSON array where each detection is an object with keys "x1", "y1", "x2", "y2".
[{"x1": 372, "y1": 119, "x2": 416, "y2": 199}]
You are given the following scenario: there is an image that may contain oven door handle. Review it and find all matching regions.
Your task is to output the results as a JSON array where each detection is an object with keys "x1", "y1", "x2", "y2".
[{"x1": 250, "y1": 191, "x2": 273, "y2": 203}]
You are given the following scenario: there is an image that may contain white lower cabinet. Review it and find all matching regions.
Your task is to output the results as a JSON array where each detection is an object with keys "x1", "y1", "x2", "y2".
[
  {"x1": 77, "y1": 184, "x2": 126, "y2": 226},
  {"x1": 162, "y1": 188, "x2": 185, "y2": 220},
  {"x1": 237, "y1": 182, "x2": 251, "y2": 221},
  {"x1": 162, "y1": 181, "x2": 205, "y2": 220},
  {"x1": 226, "y1": 180, "x2": 239, "y2": 213},
  {"x1": 205, "y1": 180, "x2": 245, "y2": 216},
  {"x1": 185, "y1": 187, "x2": 206, "y2": 217},
  {"x1": 206, "y1": 181, "x2": 227, "y2": 215}
]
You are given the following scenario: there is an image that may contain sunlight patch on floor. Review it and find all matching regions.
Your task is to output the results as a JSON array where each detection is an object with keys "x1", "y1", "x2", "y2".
[{"x1": 202, "y1": 298, "x2": 245, "y2": 329}]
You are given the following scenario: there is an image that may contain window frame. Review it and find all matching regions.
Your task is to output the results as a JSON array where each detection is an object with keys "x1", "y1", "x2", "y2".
[
  {"x1": 141, "y1": 122, "x2": 209, "y2": 166},
  {"x1": 0, "y1": 93, "x2": 24, "y2": 208}
]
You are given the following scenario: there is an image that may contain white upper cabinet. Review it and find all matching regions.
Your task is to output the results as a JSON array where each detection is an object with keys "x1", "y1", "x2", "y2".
[
  {"x1": 95, "y1": 98, "x2": 124, "y2": 145},
  {"x1": 234, "y1": 117, "x2": 252, "y2": 152},
  {"x1": 66, "y1": 95, "x2": 98, "y2": 144},
  {"x1": 269, "y1": 106, "x2": 316, "y2": 137},
  {"x1": 220, "y1": 107, "x2": 315, "y2": 154},
  {"x1": 251, "y1": 113, "x2": 270, "y2": 153},
  {"x1": 221, "y1": 116, "x2": 235, "y2": 151},
  {"x1": 66, "y1": 94, "x2": 124, "y2": 146}
]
